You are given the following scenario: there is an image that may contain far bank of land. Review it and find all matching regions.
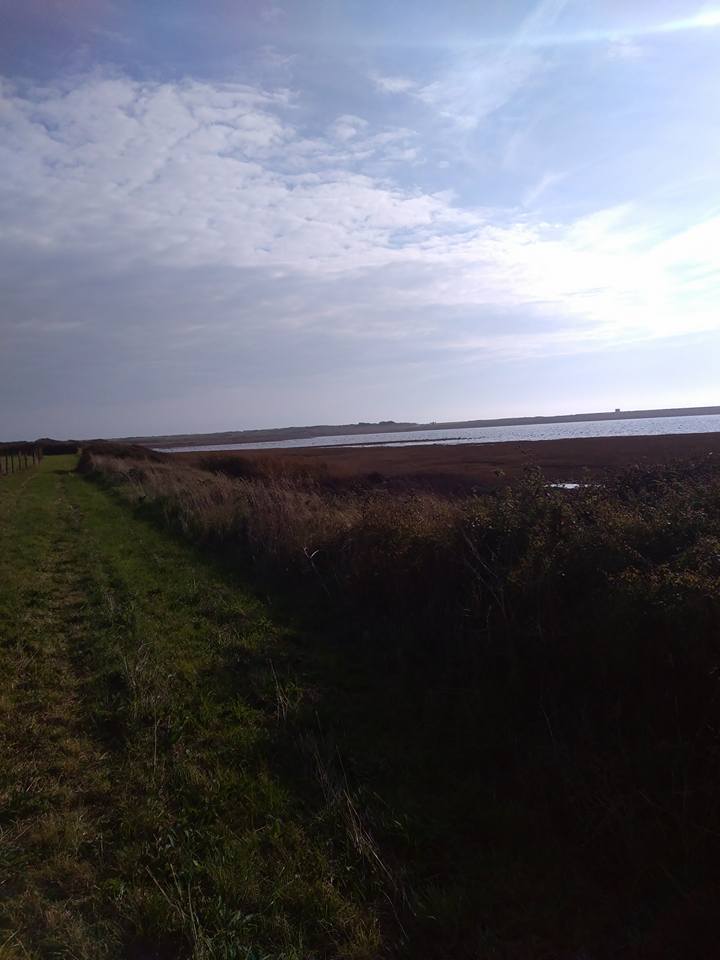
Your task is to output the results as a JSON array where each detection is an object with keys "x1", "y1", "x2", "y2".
[{"x1": 120, "y1": 404, "x2": 720, "y2": 449}]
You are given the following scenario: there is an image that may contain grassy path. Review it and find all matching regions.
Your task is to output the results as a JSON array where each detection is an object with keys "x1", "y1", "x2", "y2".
[{"x1": 0, "y1": 458, "x2": 380, "y2": 959}]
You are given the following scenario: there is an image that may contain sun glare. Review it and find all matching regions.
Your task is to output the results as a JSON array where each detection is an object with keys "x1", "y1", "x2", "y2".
[{"x1": 659, "y1": 8, "x2": 720, "y2": 32}]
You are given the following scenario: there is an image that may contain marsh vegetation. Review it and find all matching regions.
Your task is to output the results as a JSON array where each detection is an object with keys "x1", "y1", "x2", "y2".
[{"x1": 66, "y1": 443, "x2": 720, "y2": 957}]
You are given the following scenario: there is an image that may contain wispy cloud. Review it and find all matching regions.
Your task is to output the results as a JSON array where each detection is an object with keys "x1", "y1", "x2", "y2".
[
  {"x1": 606, "y1": 36, "x2": 645, "y2": 60},
  {"x1": 411, "y1": 0, "x2": 572, "y2": 129},
  {"x1": 522, "y1": 170, "x2": 567, "y2": 207},
  {"x1": 328, "y1": 114, "x2": 369, "y2": 141},
  {"x1": 371, "y1": 73, "x2": 417, "y2": 94},
  {"x1": 1, "y1": 69, "x2": 717, "y2": 362}
]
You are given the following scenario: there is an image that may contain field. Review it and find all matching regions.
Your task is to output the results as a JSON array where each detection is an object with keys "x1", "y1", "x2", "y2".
[{"x1": 2, "y1": 437, "x2": 720, "y2": 958}]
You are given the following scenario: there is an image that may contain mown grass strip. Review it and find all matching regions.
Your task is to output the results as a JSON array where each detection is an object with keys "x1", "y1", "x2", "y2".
[{"x1": 0, "y1": 457, "x2": 383, "y2": 959}]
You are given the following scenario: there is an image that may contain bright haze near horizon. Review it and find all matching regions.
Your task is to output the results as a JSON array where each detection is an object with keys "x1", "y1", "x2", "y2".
[{"x1": 1, "y1": 1, "x2": 719, "y2": 441}]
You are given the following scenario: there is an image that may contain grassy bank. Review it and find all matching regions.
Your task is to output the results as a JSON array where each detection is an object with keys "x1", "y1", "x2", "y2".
[
  {"x1": 0, "y1": 457, "x2": 382, "y2": 959},
  {"x1": 74, "y1": 446, "x2": 720, "y2": 957},
  {"x1": 4, "y1": 450, "x2": 720, "y2": 957}
]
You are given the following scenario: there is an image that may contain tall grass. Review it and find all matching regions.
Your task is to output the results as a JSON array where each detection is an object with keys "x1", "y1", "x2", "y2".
[
  {"x1": 79, "y1": 446, "x2": 720, "y2": 954},
  {"x1": 80, "y1": 449, "x2": 720, "y2": 649}
]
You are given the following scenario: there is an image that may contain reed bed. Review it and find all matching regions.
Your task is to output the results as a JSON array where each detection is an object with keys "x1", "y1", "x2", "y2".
[{"x1": 80, "y1": 449, "x2": 720, "y2": 652}]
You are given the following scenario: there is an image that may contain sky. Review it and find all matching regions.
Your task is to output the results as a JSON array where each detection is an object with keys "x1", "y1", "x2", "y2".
[{"x1": 1, "y1": 0, "x2": 719, "y2": 440}]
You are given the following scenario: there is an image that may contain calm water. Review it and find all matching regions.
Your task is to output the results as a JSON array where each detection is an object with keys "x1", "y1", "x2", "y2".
[{"x1": 164, "y1": 414, "x2": 720, "y2": 453}]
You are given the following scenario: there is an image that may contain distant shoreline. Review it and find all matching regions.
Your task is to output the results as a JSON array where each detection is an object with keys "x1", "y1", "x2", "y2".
[{"x1": 120, "y1": 404, "x2": 720, "y2": 449}]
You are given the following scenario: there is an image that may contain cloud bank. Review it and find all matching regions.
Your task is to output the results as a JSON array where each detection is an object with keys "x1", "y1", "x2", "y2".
[{"x1": 3, "y1": 72, "x2": 717, "y2": 341}]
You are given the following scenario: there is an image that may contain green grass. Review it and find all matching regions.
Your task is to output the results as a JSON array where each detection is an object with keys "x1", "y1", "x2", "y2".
[
  {"x1": 0, "y1": 457, "x2": 382, "y2": 959},
  {"x1": 5, "y1": 452, "x2": 720, "y2": 958}
]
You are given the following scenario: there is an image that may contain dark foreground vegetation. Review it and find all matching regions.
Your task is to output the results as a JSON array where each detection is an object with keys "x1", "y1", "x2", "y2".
[{"x1": 69, "y1": 444, "x2": 720, "y2": 957}]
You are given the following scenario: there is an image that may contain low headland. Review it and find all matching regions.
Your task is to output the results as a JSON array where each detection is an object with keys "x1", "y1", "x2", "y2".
[{"x1": 118, "y1": 403, "x2": 720, "y2": 448}]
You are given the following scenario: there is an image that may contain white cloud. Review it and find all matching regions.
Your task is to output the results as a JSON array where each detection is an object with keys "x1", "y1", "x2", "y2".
[
  {"x1": 416, "y1": 51, "x2": 542, "y2": 130},
  {"x1": 522, "y1": 171, "x2": 566, "y2": 208},
  {"x1": 518, "y1": 0, "x2": 573, "y2": 37},
  {"x1": 0, "y1": 69, "x2": 718, "y2": 371},
  {"x1": 371, "y1": 74, "x2": 417, "y2": 94},
  {"x1": 412, "y1": 0, "x2": 572, "y2": 129},
  {"x1": 606, "y1": 36, "x2": 645, "y2": 60},
  {"x1": 328, "y1": 114, "x2": 368, "y2": 141}
]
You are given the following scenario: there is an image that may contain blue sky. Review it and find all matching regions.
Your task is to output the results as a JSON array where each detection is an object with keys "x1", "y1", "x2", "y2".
[{"x1": 1, "y1": 0, "x2": 719, "y2": 439}]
